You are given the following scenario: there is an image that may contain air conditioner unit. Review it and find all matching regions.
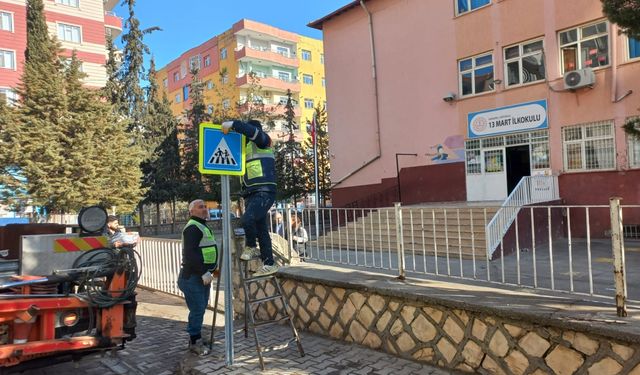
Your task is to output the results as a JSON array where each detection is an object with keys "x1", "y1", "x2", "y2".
[{"x1": 564, "y1": 68, "x2": 595, "y2": 90}]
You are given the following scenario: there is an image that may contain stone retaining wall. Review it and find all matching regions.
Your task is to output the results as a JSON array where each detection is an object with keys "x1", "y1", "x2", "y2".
[{"x1": 233, "y1": 268, "x2": 640, "y2": 374}]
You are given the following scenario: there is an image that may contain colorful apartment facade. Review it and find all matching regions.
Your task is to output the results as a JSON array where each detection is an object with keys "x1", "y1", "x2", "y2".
[
  {"x1": 157, "y1": 19, "x2": 326, "y2": 142},
  {"x1": 0, "y1": 0, "x2": 121, "y2": 101},
  {"x1": 311, "y1": 0, "x2": 640, "y2": 208}
]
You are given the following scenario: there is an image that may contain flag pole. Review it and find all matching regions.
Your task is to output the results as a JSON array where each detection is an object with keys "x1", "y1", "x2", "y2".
[{"x1": 312, "y1": 112, "x2": 320, "y2": 244}]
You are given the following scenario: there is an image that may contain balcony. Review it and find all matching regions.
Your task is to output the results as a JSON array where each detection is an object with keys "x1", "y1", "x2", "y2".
[
  {"x1": 104, "y1": 11, "x2": 122, "y2": 38},
  {"x1": 237, "y1": 102, "x2": 301, "y2": 118},
  {"x1": 234, "y1": 46, "x2": 298, "y2": 68},
  {"x1": 236, "y1": 73, "x2": 300, "y2": 93}
]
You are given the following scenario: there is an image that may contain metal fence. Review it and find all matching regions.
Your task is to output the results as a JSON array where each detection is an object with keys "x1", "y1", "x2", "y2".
[
  {"x1": 292, "y1": 201, "x2": 639, "y2": 312},
  {"x1": 137, "y1": 200, "x2": 640, "y2": 316}
]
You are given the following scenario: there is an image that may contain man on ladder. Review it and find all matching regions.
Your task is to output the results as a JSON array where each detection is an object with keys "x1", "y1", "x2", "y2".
[{"x1": 222, "y1": 119, "x2": 278, "y2": 276}]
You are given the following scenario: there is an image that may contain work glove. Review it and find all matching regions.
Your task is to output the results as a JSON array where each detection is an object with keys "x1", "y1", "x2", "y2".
[
  {"x1": 221, "y1": 121, "x2": 234, "y2": 135},
  {"x1": 201, "y1": 271, "x2": 213, "y2": 286}
]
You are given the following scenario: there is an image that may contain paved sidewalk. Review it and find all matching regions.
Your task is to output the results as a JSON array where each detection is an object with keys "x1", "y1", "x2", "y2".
[{"x1": 17, "y1": 288, "x2": 453, "y2": 375}]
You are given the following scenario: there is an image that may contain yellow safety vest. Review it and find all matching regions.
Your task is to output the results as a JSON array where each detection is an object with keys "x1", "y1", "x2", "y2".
[{"x1": 183, "y1": 219, "x2": 218, "y2": 265}]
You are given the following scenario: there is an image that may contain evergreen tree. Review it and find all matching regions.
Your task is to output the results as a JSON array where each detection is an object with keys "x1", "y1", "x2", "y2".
[
  {"x1": 62, "y1": 52, "x2": 144, "y2": 212},
  {"x1": 2, "y1": 0, "x2": 68, "y2": 212},
  {"x1": 102, "y1": 34, "x2": 123, "y2": 109},
  {"x1": 119, "y1": 0, "x2": 159, "y2": 137},
  {"x1": 274, "y1": 90, "x2": 304, "y2": 204},
  {"x1": 0, "y1": 101, "x2": 26, "y2": 211},
  {"x1": 601, "y1": 0, "x2": 640, "y2": 39},
  {"x1": 142, "y1": 58, "x2": 181, "y2": 217},
  {"x1": 300, "y1": 105, "x2": 331, "y2": 207},
  {"x1": 178, "y1": 66, "x2": 218, "y2": 203}
]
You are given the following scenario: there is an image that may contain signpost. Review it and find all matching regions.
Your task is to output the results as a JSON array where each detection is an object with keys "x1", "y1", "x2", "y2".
[{"x1": 198, "y1": 123, "x2": 245, "y2": 366}]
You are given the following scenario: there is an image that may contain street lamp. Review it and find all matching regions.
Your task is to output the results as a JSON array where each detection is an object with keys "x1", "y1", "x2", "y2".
[{"x1": 395, "y1": 153, "x2": 417, "y2": 203}]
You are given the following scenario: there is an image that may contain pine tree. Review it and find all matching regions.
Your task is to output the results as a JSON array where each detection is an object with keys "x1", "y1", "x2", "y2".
[
  {"x1": 142, "y1": 58, "x2": 181, "y2": 217},
  {"x1": 2, "y1": 0, "x2": 68, "y2": 212},
  {"x1": 119, "y1": 0, "x2": 159, "y2": 137},
  {"x1": 300, "y1": 105, "x2": 331, "y2": 207},
  {"x1": 0, "y1": 101, "x2": 26, "y2": 211},
  {"x1": 601, "y1": 0, "x2": 640, "y2": 39},
  {"x1": 102, "y1": 33, "x2": 123, "y2": 110},
  {"x1": 179, "y1": 66, "x2": 219, "y2": 203},
  {"x1": 274, "y1": 90, "x2": 305, "y2": 204},
  {"x1": 66, "y1": 52, "x2": 144, "y2": 212}
]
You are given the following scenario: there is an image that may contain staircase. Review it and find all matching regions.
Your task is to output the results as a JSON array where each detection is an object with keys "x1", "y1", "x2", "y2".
[{"x1": 311, "y1": 205, "x2": 500, "y2": 260}]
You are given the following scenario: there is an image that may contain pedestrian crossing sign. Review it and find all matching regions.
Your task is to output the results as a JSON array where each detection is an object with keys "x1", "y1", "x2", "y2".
[{"x1": 198, "y1": 122, "x2": 246, "y2": 176}]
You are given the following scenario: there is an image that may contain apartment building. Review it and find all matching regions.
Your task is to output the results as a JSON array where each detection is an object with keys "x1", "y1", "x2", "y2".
[
  {"x1": 0, "y1": 0, "x2": 121, "y2": 102},
  {"x1": 311, "y1": 0, "x2": 640, "y2": 208},
  {"x1": 157, "y1": 19, "x2": 326, "y2": 142}
]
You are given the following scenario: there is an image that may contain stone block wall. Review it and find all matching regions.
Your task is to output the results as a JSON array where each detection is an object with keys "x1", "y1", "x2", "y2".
[{"x1": 242, "y1": 276, "x2": 640, "y2": 375}]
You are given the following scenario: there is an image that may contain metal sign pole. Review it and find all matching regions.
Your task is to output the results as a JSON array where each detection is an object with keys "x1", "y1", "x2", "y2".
[{"x1": 221, "y1": 175, "x2": 234, "y2": 365}]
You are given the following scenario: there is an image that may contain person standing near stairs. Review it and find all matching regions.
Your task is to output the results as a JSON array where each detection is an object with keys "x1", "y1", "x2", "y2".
[
  {"x1": 222, "y1": 119, "x2": 279, "y2": 276},
  {"x1": 177, "y1": 199, "x2": 218, "y2": 356}
]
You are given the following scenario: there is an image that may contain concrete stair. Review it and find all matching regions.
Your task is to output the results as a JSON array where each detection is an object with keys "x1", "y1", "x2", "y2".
[{"x1": 311, "y1": 206, "x2": 499, "y2": 260}]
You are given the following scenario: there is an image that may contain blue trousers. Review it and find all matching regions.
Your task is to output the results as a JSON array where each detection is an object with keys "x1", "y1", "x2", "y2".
[
  {"x1": 242, "y1": 191, "x2": 276, "y2": 266},
  {"x1": 177, "y1": 274, "x2": 210, "y2": 338}
]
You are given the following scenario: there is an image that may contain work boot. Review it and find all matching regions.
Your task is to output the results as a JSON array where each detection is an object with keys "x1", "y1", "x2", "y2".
[
  {"x1": 240, "y1": 246, "x2": 260, "y2": 261},
  {"x1": 189, "y1": 338, "x2": 210, "y2": 356},
  {"x1": 254, "y1": 264, "x2": 279, "y2": 276}
]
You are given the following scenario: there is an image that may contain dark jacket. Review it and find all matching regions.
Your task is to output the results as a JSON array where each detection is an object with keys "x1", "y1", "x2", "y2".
[
  {"x1": 180, "y1": 216, "x2": 215, "y2": 278},
  {"x1": 230, "y1": 120, "x2": 276, "y2": 196}
]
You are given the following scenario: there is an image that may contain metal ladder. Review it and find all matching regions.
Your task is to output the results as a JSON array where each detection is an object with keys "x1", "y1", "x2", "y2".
[{"x1": 239, "y1": 260, "x2": 304, "y2": 370}]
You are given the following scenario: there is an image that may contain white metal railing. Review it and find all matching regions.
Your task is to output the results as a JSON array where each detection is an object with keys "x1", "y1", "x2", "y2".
[{"x1": 486, "y1": 175, "x2": 559, "y2": 257}]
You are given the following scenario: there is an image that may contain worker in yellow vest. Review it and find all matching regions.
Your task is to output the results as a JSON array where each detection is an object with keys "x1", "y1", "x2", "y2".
[
  {"x1": 222, "y1": 120, "x2": 278, "y2": 276},
  {"x1": 177, "y1": 199, "x2": 218, "y2": 356}
]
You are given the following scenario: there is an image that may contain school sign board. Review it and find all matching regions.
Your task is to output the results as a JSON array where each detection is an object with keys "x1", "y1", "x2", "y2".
[
  {"x1": 198, "y1": 122, "x2": 246, "y2": 176},
  {"x1": 467, "y1": 99, "x2": 548, "y2": 138}
]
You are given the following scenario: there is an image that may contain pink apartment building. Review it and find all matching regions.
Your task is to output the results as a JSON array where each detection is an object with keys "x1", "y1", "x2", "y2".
[
  {"x1": 311, "y1": 0, "x2": 640, "y2": 210},
  {"x1": 0, "y1": 0, "x2": 121, "y2": 101}
]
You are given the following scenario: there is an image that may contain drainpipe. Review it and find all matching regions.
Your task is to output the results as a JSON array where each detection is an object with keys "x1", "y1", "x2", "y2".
[
  {"x1": 612, "y1": 24, "x2": 633, "y2": 103},
  {"x1": 331, "y1": 0, "x2": 382, "y2": 188}
]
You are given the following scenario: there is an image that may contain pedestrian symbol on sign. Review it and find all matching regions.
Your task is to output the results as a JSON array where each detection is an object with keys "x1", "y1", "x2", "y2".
[{"x1": 208, "y1": 138, "x2": 237, "y2": 166}]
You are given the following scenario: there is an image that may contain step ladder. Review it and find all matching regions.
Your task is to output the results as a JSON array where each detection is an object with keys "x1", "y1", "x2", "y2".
[{"x1": 239, "y1": 259, "x2": 304, "y2": 370}]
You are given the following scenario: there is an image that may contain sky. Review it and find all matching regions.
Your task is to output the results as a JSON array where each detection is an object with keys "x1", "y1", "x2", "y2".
[{"x1": 117, "y1": 0, "x2": 351, "y2": 69}]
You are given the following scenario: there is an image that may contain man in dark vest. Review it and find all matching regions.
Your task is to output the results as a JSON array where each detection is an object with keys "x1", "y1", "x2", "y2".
[
  {"x1": 222, "y1": 119, "x2": 278, "y2": 276},
  {"x1": 177, "y1": 199, "x2": 218, "y2": 356}
]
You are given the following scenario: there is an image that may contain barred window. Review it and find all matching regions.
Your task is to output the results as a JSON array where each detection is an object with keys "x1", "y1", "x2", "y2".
[
  {"x1": 563, "y1": 121, "x2": 615, "y2": 171},
  {"x1": 484, "y1": 149, "x2": 504, "y2": 173},
  {"x1": 628, "y1": 118, "x2": 640, "y2": 168},
  {"x1": 466, "y1": 149, "x2": 481, "y2": 174}
]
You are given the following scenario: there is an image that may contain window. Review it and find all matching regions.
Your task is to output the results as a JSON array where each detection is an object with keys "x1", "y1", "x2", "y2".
[
  {"x1": 183, "y1": 85, "x2": 189, "y2": 101},
  {"x1": 484, "y1": 149, "x2": 504, "y2": 173},
  {"x1": 56, "y1": 0, "x2": 79, "y2": 6},
  {"x1": 530, "y1": 131, "x2": 550, "y2": 169},
  {"x1": 504, "y1": 39, "x2": 545, "y2": 87},
  {"x1": 303, "y1": 74, "x2": 313, "y2": 85},
  {"x1": 0, "y1": 11, "x2": 13, "y2": 32},
  {"x1": 301, "y1": 50, "x2": 311, "y2": 61},
  {"x1": 189, "y1": 55, "x2": 200, "y2": 71},
  {"x1": 207, "y1": 104, "x2": 214, "y2": 114},
  {"x1": 221, "y1": 73, "x2": 228, "y2": 84},
  {"x1": 559, "y1": 21, "x2": 609, "y2": 73},
  {"x1": 276, "y1": 46, "x2": 289, "y2": 57},
  {"x1": 204, "y1": 55, "x2": 211, "y2": 67},
  {"x1": 180, "y1": 62, "x2": 187, "y2": 79},
  {"x1": 456, "y1": 0, "x2": 490, "y2": 15},
  {"x1": 206, "y1": 80, "x2": 213, "y2": 90},
  {"x1": 465, "y1": 140, "x2": 481, "y2": 174},
  {"x1": 459, "y1": 52, "x2": 494, "y2": 96},
  {"x1": 0, "y1": 88, "x2": 16, "y2": 106},
  {"x1": 278, "y1": 97, "x2": 298, "y2": 106},
  {"x1": 173, "y1": 71, "x2": 179, "y2": 82},
  {"x1": 0, "y1": 50, "x2": 15, "y2": 69},
  {"x1": 220, "y1": 47, "x2": 227, "y2": 60},
  {"x1": 628, "y1": 37, "x2": 640, "y2": 60},
  {"x1": 175, "y1": 93, "x2": 181, "y2": 103},
  {"x1": 563, "y1": 121, "x2": 615, "y2": 171},
  {"x1": 61, "y1": 57, "x2": 83, "y2": 72},
  {"x1": 322, "y1": 77, "x2": 326, "y2": 87},
  {"x1": 222, "y1": 99, "x2": 230, "y2": 109},
  {"x1": 320, "y1": 53, "x2": 324, "y2": 64},
  {"x1": 277, "y1": 71, "x2": 291, "y2": 82},
  {"x1": 304, "y1": 98, "x2": 314, "y2": 109},
  {"x1": 162, "y1": 78, "x2": 168, "y2": 88},
  {"x1": 57, "y1": 23, "x2": 81, "y2": 43},
  {"x1": 627, "y1": 118, "x2": 640, "y2": 168}
]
